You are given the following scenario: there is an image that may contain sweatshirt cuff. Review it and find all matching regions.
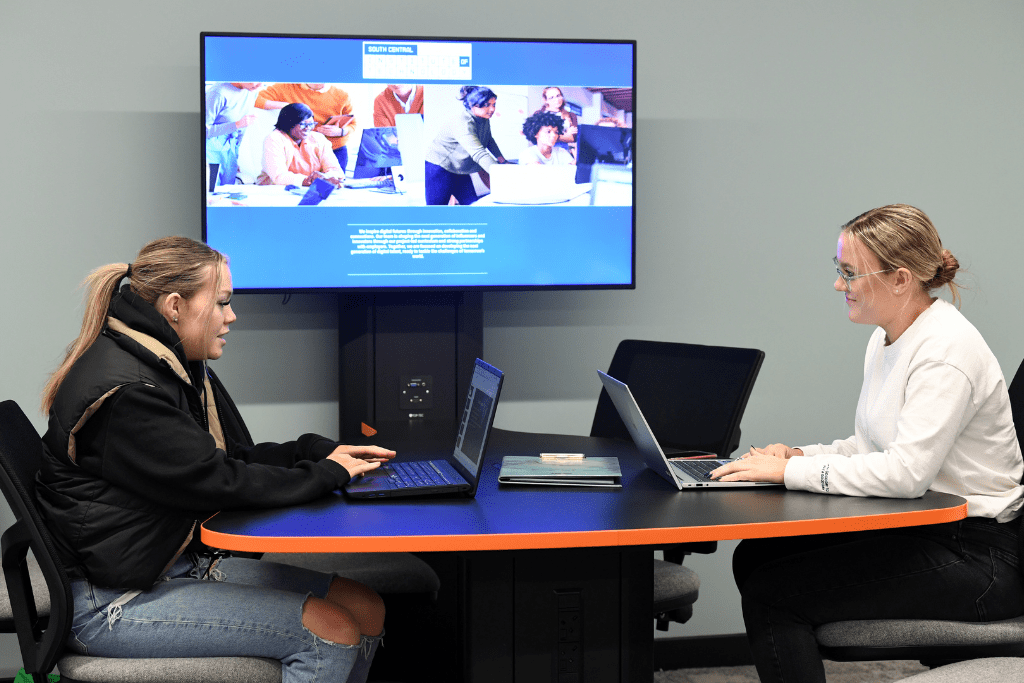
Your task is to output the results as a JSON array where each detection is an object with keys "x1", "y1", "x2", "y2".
[
  {"x1": 783, "y1": 454, "x2": 811, "y2": 491},
  {"x1": 784, "y1": 453, "x2": 836, "y2": 494},
  {"x1": 309, "y1": 437, "x2": 340, "y2": 461},
  {"x1": 317, "y1": 458, "x2": 352, "y2": 488},
  {"x1": 477, "y1": 154, "x2": 495, "y2": 172}
]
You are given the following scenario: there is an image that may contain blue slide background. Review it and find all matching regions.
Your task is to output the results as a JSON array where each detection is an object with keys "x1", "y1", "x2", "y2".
[
  {"x1": 203, "y1": 34, "x2": 635, "y2": 290},
  {"x1": 209, "y1": 206, "x2": 633, "y2": 290}
]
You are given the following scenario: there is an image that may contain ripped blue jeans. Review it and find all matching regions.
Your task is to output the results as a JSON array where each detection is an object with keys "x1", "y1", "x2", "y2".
[{"x1": 68, "y1": 554, "x2": 377, "y2": 683}]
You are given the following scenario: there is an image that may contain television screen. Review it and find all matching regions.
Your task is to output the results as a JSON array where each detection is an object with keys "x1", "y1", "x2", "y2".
[{"x1": 202, "y1": 33, "x2": 635, "y2": 291}]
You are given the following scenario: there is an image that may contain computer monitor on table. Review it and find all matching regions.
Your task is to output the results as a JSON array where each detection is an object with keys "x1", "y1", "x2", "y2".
[
  {"x1": 352, "y1": 126, "x2": 403, "y2": 179},
  {"x1": 575, "y1": 124, "x2": 634, "y2": 184}
]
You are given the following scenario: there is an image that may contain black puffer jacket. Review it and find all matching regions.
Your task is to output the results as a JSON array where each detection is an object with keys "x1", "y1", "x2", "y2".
[{"x1": 37, "y1": 286, "x2": 351, "y2": 589}]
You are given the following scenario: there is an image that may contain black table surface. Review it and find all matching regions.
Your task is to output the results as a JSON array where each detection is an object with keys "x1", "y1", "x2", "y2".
[{"x1": 201, "y1": 428, "x2": 967, "y2": 553}]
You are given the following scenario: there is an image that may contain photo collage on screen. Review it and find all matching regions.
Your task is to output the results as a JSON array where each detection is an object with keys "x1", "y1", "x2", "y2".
[{"x1": 205, "y1": 80, "x2": 633, "y2": 208}]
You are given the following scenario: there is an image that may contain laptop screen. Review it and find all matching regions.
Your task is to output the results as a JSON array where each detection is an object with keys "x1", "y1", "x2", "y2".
[{"x1": 452, "y1": 359, "x2": 504, "y2": 476}]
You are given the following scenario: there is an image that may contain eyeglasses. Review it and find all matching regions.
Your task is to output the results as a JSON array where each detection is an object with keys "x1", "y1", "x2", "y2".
[
  {"x1": 833, "y1": 256, "x2": 892, "y2": 291},
  {"x1": 298, "y1": 120, "x2": 316, "y2": 130}
]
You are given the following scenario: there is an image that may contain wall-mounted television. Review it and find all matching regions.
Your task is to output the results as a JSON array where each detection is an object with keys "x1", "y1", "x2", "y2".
[{"x1": 201, "y1": 32, "x2": 635, "y2": 292}]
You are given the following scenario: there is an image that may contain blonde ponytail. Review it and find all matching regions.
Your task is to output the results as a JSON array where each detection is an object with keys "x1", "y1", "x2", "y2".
[
  {"x1": 42, "y1": 264, "x2": 130, "y2": 413},
  {"x1": 41, "y1": 236, "x2": 225, "y2": 414}
]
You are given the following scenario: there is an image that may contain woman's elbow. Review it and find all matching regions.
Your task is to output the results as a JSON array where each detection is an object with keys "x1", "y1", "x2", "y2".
[{"x1": 889, "y1": 477, "x2": 932, "y2": 499}]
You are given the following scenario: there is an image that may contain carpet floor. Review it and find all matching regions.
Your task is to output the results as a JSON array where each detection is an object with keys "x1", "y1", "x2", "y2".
[{"x1": 654, "y1": 659, "x2": 930, "y2": 682}]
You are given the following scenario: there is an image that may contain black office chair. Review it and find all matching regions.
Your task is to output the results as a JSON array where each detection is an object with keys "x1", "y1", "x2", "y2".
[
  {"x1": 0, "y1": 399, "x2": 282, "y2": 683},
  {"x1": 815, "y1": 357, "x2": 1024, "y2": 669},
  {"x1": 591, "y1": 340, "x2": 765, "y2": 630}
]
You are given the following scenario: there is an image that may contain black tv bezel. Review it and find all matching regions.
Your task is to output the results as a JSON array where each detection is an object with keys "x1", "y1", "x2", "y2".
[{"x1": 200, "y1": 31, "x2": 636, "y2": 294}]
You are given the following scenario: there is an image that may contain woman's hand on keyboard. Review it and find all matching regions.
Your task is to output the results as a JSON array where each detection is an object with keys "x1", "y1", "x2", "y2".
[
  {"x1": 746, "y1": 444, "x2": 803, "y2": 460},
  {"x1": 709, "y1": 453, "x2": 788, "y2": 484},
  {"x1": 327, "y1": 445, "x2": 397, "y2": 477},
  {"x1": 331, "y1": 445, "x2": 397, "y2": 463},
  {"x1": 328, "y1": 453, "x2": 381, "y2": 478}
]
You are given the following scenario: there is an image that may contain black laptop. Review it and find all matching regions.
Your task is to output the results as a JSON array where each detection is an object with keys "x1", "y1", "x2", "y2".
[{"x1": 345, "y1": 359, "x2": 504, "y2": 498}]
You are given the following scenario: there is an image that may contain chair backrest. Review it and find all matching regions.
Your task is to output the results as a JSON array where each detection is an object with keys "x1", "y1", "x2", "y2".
[
  {"x1": 1004, "y1": 360, "x2": 1024, "y2": 579},
  {"x1": 1008, "y1": 358, "x2": 1024, "y2": 465},
  {"x1": 591, "y1": 340, "x2": 765, "y2": 457},
  {"x1": 0, "y1": 399, "x2": 72, "y2": 679}
]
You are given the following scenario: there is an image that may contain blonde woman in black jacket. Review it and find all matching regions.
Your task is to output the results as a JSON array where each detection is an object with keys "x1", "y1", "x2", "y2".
[{"x1": 38, "y1": 236, "x2": 394, "y2": 683}]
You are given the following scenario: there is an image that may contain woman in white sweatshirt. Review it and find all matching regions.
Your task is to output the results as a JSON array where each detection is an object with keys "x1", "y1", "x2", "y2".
[{"x1": 711, "y1": 204, "x2": 1024, "y2": 683}]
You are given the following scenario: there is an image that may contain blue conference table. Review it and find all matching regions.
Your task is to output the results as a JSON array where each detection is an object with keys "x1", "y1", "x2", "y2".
[{"x1": 202, "y1": 428, "x2": 967, "y2": 683}]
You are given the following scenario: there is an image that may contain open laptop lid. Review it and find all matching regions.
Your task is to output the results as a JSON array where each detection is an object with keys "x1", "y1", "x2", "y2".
[
  {"x1": 597, "y1": 370, "x2": 685, "y2": 488},
  {"x1": 597, "y1": 370, "x2": 780, "y2": 489},
  {"x1": 449, "y1": 358, "x2": 504, "y2": 495},
  {"x1": 298, "y1": 177, "x2": 336, "y2": 205}
]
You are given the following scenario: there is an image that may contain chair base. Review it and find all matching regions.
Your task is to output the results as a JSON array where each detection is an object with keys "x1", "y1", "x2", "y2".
[
  {"x1": 816, "y1": 615, "x2": 1024, "y2": 666},
  {"x1": 56, "y1": 655, "x2": 281, "y2": 683},
  {"x1": 820, "y1": 643, "x2": 1024, "y2": 664}
]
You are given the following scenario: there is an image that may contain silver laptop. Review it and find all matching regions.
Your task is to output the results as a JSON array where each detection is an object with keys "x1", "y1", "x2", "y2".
[
  {"x1": 597, "y1": 370, "x2": 780, "y2": 489},
  {"x1": 345, "y1": 359, "x2": 503, "y2": 499}
]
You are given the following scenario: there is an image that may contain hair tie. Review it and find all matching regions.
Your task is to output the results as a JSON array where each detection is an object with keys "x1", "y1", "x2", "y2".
[{"x1": 125, "y1": 263, "x2": 133, "y2": 279}]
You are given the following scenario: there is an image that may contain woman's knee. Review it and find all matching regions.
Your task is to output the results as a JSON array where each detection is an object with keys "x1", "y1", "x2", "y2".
[
  {"x1": 301, "y1": 595, "x2": 362, "y2": 646},
  {"x1": 325, "y1": 578, "x2": 385, "y2": 636}
]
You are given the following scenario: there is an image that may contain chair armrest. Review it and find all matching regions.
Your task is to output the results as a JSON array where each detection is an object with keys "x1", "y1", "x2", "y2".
[
  {"x1": 2, "y1": 520, "x2": 45, "y2": 663},
  {"x1": 663, "y1": 542, "x2": 718, "y2": 564}
]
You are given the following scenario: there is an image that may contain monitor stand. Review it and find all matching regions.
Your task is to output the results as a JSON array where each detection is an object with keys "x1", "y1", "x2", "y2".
[{"x1": 338, "y1": 292, "x2": 483, "y2": 442}]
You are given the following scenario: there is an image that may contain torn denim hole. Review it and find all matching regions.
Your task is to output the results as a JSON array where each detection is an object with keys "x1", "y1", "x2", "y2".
[{"x1": 105, "y1": 589, "x2": 143, "y2": 630}]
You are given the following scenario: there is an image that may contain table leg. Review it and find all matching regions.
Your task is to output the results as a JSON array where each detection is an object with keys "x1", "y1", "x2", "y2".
[{"x1": 457, "y1": 547, "x2": 653, "y2": 683}]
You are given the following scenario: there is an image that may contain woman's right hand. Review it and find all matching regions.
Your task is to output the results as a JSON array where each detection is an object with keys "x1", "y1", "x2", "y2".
[
  {"x1": 328, "y1": 452, "x2": 382, "y2": 478},
  {"x1": 747, "y1": 443, "x2": 803, "y2": 459}
]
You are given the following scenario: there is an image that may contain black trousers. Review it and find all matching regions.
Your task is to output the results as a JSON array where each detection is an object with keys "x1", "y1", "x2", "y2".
[
  {"x1": 733, "y1": 516, "x2": 1023, "y2": 683},
  {"x1": 425, "y1": 161, "x2": 478, "y2": 205}
]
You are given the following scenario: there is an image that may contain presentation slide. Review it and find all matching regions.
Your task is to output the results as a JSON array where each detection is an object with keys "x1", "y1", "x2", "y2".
[{"x1": 202, "y1": 34, "x2": 635, "y2": 290}]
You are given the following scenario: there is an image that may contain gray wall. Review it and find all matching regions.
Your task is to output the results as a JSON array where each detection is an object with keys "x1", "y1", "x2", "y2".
[{"x1": 2, "y1": 0, "x2": 1022, "y2": 672}]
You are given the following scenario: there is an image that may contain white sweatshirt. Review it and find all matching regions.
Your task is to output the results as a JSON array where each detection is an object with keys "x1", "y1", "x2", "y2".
[{"x1": 785, "y1": 299, "x2": 1024, "y2": 521}]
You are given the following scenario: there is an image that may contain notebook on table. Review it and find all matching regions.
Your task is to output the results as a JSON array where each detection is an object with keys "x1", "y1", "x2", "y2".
[
  {"x1": 596, "y1": 370, "x2": 781, "y2": 489},
  {"x1": 345, "y1": 359, "x2": 504, "y2": 499}
]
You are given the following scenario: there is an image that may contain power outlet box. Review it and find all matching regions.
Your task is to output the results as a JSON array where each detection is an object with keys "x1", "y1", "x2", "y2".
[
  {"x1": 556, "y1": 590, "x2": 582, "y2": 682},
  {"x1": 399, "y1": 374, "x2": 433, "y2": 410}
]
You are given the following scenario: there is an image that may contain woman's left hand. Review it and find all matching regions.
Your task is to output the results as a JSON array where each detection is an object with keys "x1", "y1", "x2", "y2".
[
  {"x1": 330, "y1": 444, "x2": 397, "y2": 463},
  {"x1": 709, "y1": 454, "x2": 787, "y2": 484},
  {"x1": 315, "y1": 124, "x2": 343, "y2": 137}
]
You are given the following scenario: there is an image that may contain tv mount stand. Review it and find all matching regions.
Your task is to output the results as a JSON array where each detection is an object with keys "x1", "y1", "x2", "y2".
[{"x1": 338, "y1": 291, "x2": 483, "y2": 442}]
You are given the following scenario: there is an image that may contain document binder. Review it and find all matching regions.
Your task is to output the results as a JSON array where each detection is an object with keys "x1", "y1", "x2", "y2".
[{"x1": 498, "y1": 455, "x2": 622, "y2": 488}]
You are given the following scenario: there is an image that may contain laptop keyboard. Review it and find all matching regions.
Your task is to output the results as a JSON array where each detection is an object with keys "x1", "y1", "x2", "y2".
[
  {"x1": 385, "y1": 460, "x2": 451, "y2": 488},
  {"x1": 670, "y1": 459, "x2": 730, "y2": 480}
]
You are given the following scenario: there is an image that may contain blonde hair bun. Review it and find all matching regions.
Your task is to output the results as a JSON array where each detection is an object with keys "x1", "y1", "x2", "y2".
[{"x1": 841, "y1": 204, "x2": 962, "y2": 306}]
